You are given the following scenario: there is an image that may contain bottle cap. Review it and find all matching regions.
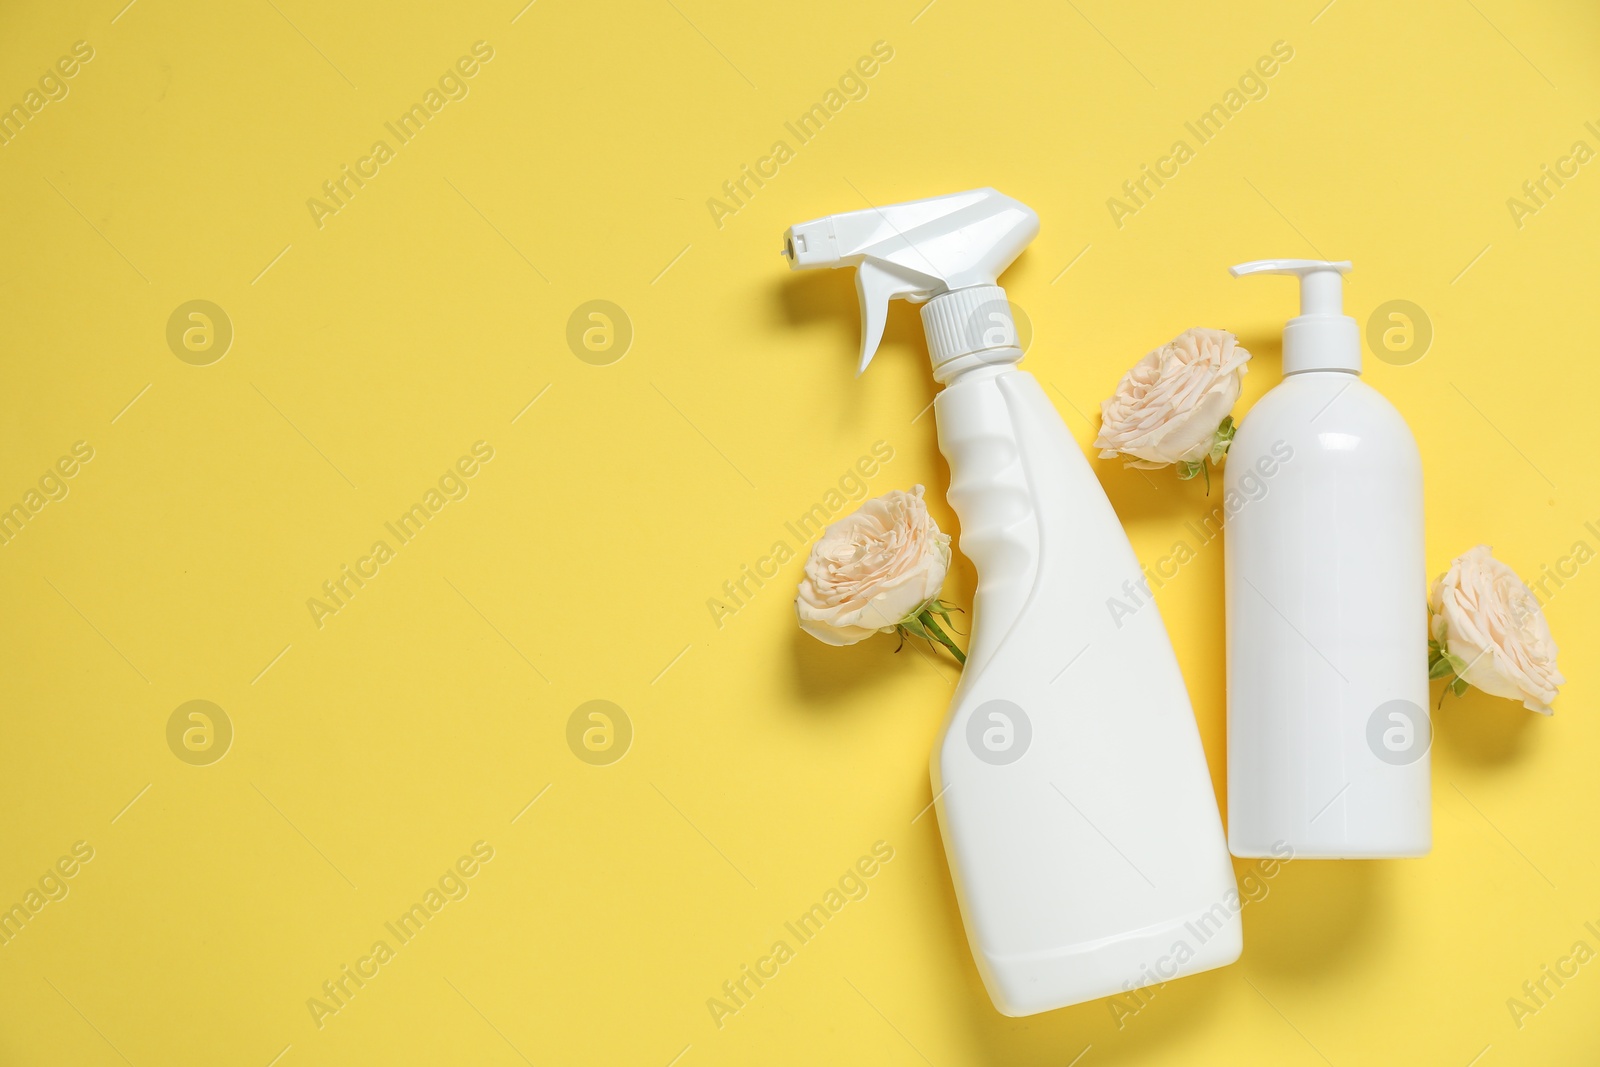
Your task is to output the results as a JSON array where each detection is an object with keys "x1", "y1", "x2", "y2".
[{"x1": 1230, "y1": 259, "x2": 1359, "y2": 374}]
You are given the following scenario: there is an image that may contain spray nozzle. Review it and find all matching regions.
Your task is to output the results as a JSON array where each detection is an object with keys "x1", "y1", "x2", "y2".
[
  {"x1": 783, "y1": 188, "x2": 1039, "y2": 375},
  {"x1": 1230, "y1": 258, "x2": 1360, "y2": 375}
]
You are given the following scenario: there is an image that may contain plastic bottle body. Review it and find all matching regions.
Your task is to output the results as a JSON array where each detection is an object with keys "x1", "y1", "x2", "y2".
[
  {"x1": 1224, "y1": 371, "x2": 1430, "y2": 858},
  {"x1": 930, "y1": 363, "x2": 1240, "y2": 1017}
]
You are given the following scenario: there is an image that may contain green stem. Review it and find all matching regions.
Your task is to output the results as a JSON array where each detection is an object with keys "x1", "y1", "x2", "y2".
[{"x1": 917, "y1": 609, "x2": 967, "y2": 665}]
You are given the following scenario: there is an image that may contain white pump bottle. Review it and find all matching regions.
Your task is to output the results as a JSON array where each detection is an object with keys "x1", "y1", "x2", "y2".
[
  {"x1": 784, "y1": 189, "x2": 1240, "y2": 1016},
  {"x1": 1225, "y1": 259, "x2": 1430, "y2": 859}
]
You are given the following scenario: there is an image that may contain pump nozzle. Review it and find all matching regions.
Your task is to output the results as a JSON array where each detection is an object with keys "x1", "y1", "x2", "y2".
[
  {"x1": 1230, "y1": 258, "x2": 1360, "y2": 374},
  {"x1": 783, "y1": 188, "x2": 1039, "y2": 375}
]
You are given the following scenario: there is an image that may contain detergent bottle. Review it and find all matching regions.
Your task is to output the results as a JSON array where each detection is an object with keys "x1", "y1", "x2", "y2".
[{"x1": 784, "y1": 189, "x2": 1241, "y2": 1015}]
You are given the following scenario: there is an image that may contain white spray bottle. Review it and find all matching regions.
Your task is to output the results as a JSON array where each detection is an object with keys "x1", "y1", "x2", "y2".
[{"x1": 784, "y1": 189, "x2": 1240, "y2": 1016}]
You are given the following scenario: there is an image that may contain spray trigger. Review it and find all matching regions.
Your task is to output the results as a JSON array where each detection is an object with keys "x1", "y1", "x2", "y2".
[
  {"x1": 783, "y1": 189, "x2": 1039, "y2": 375},
  {"x1": 854, "y1": 261, "x2": 934, "y2": 374}
]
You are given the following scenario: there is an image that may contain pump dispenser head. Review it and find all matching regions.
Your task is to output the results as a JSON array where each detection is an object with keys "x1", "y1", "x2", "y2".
[
  {"x1": 783, "y1": 188, "x2": 1039, "y2": 377},
  {"x1": 1230, "y1": 258, "x2": 1359, "y2": 374}
]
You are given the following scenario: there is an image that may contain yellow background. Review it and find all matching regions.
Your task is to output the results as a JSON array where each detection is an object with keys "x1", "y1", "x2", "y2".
[{"x1": 1, "y1": 0, "x2": 1595, "y2": 1063}]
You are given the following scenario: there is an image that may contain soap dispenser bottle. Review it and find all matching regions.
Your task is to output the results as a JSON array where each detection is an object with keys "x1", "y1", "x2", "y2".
[
  {"x1": 1225, "y1": 259, "x2": 1430, "y2": 859},
  {"x1": 784, "y1": 189, "x2": 1241, "y2": 1016}
]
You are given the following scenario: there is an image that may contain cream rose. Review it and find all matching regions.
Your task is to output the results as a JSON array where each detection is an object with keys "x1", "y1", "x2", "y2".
[
  {"x1": 1095, "y1": 328, "x2": 1251, "y2": 469},
  {"x1": 796, "y1": 485, "x2": 952, "y2": 646},
  {"x1": 1429, "y1": 545, "x2": 1564, "y2": 714}
]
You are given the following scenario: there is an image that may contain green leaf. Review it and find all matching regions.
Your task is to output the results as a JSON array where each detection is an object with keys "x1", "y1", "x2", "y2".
[
  {"x1": 1451, "y1": 676, "x2": 1470, "y2": 697},
  {"x1": 1428, "y1": 657, "x2": 1455, "y2": 680},
  {"x1": 1176, "y1": 460, "x2": 1203, "y2": 481},
  {"x1": 1208, "y1": 417, "x2": 1237, "y2": 464},
  {"x1": 1443, "y1": 650, "x2": 1469, "y2": 675},
  {"x1": 916, "y1": 610, "x2": 968, "y2": 666},
  {"x1": 898, "y1": 617, "x2": 930, "y2": 640}
]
